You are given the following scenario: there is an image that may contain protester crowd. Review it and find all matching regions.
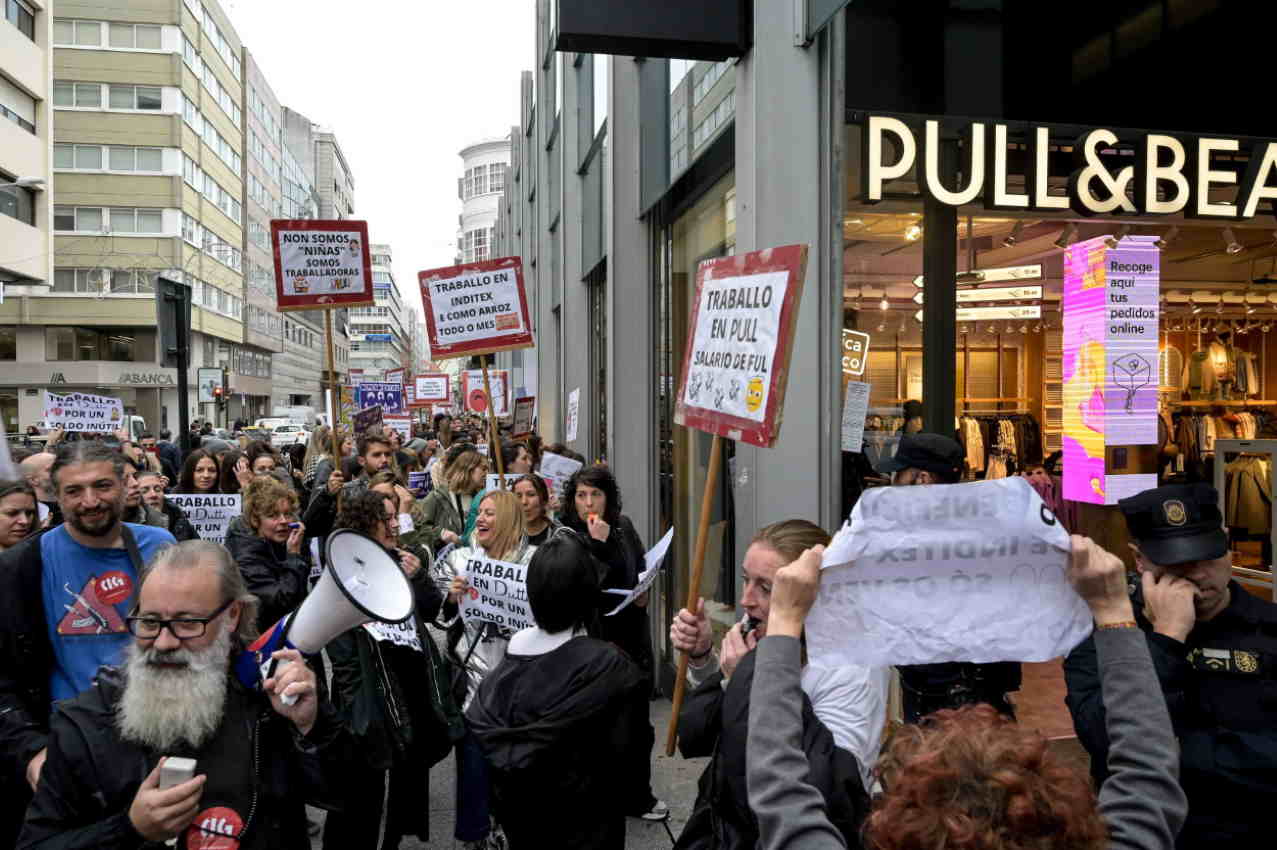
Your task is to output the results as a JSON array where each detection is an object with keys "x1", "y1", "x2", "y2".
[{"x1": 0, "y1": 419, "x2": 1269, "y2": 849}]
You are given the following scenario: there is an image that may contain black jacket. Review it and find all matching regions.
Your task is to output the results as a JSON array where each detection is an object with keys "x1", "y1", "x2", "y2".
[
  {"x1": 224, "y1": 518, "x2": 310, "y2": 634},
  {"x1": 0, "y1": 532, "x2": 54, "y2": 848},
  {"x1": 1065, "y1": 579, "x2": 1277, "y2": 847},
  {"x1": 159, "y1": 498, "x2": 199, "y2": 541},
  {"x1": 19, "y1": 666, "x2": 354, "y2": 850},
  {"x1": 674, "y1": 650, "x2": 869, "y2": 850},
  {"x1": 468, "y1": 636, "x2": 645, "y2": 850},
  {"x1": 568, "y1": 515, "x2": 650, "y2": 672},
  {"x1": 156, "y1": 441, "x2": 181, "y2": 484}
]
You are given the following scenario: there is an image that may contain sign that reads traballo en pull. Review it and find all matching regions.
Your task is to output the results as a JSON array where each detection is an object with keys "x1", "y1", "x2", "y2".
[
  {"x1": 270, "y1": 219, "x2": 373, "y2": 311},
  {"x1": 675, "y1": 245, "x2": 808, "y2": 447},
  {"x1": 419, "y1": 257, "x2": 534, "y2": 359}
]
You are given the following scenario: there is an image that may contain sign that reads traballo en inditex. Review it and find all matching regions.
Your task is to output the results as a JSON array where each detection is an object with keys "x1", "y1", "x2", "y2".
[{"x1": 862, "y1": 116, "x2": 1277, "y2": 220}]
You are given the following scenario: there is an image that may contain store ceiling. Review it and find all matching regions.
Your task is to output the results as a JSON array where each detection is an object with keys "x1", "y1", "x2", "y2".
[{"x1": 844, "y1": 214, "x2": 1277, "y2": 315}]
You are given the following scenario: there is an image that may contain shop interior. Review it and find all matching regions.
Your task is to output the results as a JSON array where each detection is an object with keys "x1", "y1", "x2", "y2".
[{"x1": 842, "y1": 212, "x2": 1277, "y2": 736}]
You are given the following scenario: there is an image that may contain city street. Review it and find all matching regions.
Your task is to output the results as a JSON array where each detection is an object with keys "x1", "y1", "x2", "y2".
[{"x1": 310, "y1": 697, "x2": 707, "y2": 849}]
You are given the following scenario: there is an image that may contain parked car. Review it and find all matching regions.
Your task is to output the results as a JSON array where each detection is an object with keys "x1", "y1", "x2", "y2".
[{"x1": 269, "y1": 423, "x2": 309, "y2": 449}]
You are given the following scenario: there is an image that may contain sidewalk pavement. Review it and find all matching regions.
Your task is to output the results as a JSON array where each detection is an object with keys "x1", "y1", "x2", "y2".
[{"x1": 311, "y1": 696, "x2": 710, "y2": 849}]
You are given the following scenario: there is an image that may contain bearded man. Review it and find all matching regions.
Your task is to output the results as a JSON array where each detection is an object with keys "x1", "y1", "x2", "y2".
[
  {"x1": 0, "y1": 442, "x2": 175, "y2": 846},
  {"x1": 18, "y1": 540, "x2": 352, "y2": 848}
]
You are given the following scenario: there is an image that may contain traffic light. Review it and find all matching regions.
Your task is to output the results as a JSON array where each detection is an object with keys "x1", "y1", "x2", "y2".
[{"x1": 213, "y1": 386, "x2": 226, "y2": 409}]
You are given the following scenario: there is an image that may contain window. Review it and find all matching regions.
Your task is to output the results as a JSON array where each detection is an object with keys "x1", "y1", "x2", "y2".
[
  {"x1": 0, "y1": 177, "x2": 34, "y2": 227},
  {"x1": 108, "y1": 23, "x2": 161, "y2": 49},
  {"x1": 5, "y1": 1, "x2": 34, "y2": 41},
  {"x1": 55, "y1": 19, "x2": 101, "y2": 46},
  {"x1": 593, "y1": 54, "x2": 608, "y2": 136},
  {"x1": 109, "y1": 84, "x2": 162, "y2": 110},
  {"x1": 46, "y1": 328, "x2": 109, "y2": 361},
  {"x1": 0, "y1": 75, "x2": 35, "y2": 134},
  {"x1": 489, "y1": 163, "x2": 505, "y2": 194},
  {"x1": 0, "y1": 327, "x2": 15, "y2": 360},
  {"x1": 52, "y1": 82, "x2": 101, "y2": 108}
]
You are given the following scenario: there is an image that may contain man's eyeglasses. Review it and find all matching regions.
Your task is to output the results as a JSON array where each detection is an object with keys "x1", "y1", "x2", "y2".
[{"x1": 126, "y1": 598, "x2": 234, "y2": 640}]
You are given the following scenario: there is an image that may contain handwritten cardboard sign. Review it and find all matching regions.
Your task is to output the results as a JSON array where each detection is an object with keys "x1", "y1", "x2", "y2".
[
  {"x1": 166, "y1": 494, "x2": 240, "y2": 543},
  {"x1": 806, "y1": 477, "x2": 1092, "y2": 668},
  {"x1": 419, "y1": 256, "x2": 534, "y2": 359},
  {"x1": 271, "y1": 219, "x2": 373, "y2": 311},
  {"x1": 459, "y1": 554, "x2": 535, "y2": 633},
  {"x1": 42, "y1": 391, "x2": 124, "y2": 434},
  {"x1": 462, "y1": 370, "x2": 509, "y2": 417},
  {"x1": 675, "y1": 244, "x2": 808, "y2": 448}
]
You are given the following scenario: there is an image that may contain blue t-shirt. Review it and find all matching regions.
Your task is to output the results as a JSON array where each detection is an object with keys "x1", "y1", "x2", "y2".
[{"x1": 41, "y1": 523, "x2": 176, "y2": 701}]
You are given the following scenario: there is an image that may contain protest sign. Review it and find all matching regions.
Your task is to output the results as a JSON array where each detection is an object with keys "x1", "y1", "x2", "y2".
[
  {"x1": 462, "y1": 370, "x2": 509, "y2": 416},
  {"x1": 384, "y1": 415, "x2": 411, "y2": 442},
  {"x1": 43, "y1": 391, "x2": 124, "y2": 434},
  {"x1": 806, "y1": 477, "x2": 1092, "y2": 669},
  {"x1": 356, "y1": 382, "x2": 404, "y2": 414},
  {"x1": 349, "y1": 368, "x2": 365, "y2": 383},
  {"x1": 338, "y1": 386, "x2": 356, "y2": 428},
  {"x1": 538, "y1": 451, "x2": 583, "y2": 495},
  {"x1": 485, "y1": 473, "x2": 510, "y2": 492},
  {"x1": 364, "y1": 620, "x2": 422, "y2": 651},
  {"x1": 419, "y1": 256, "x2": 534, "y2": 359},
  {"x1": 840, "y1": 381, "x2": 871, "y2": 452},
  {"x1": 384, "y1": 367, "x2": 405, "y2": 385},
  {"x1": 167, "y1": 494, "x2": 240, "y2": 543},
  {"x1": 353, "y1": 405, "x2": 383, "y2": 436},
  {"x1": 432, "y1": 404, "x2": 453, "y2": 418},
  {"x1": 512, "y1": 396, "x2": 535, "y2": 438},
  {"x1": 413, "y1": 373, "x2": 450, "y2": 405},
  {"x1": 408, "y1": 470, "x2": 430, "y2": 495},
  {"x1": 606, "y1": 527, "x2": 675, "y2": 616},
  {"x1": 458, "y1": 554, "x2": 535, "y2": 633},
  {"x1": 404, "y1": 381, "x2": 416, "y2": 407},
  {"x1": 674, "y1": 244, "x2": 808, "y2": 448},
  {"x1": 566, "y1": 388, "x2": 580, "y2": 443},
  {"x1": 271, "y1": 219, "x2": 373, "y2": 311}
]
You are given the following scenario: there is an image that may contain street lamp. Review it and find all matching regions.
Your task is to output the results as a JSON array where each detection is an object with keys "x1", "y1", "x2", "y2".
[{"x1": 0, "y1": 176, "x2": 44, "y2": 190}]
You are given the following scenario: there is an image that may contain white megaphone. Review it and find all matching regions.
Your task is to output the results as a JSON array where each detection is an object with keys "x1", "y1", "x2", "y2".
[{"x1": 234, "y1": 529, "x2": 415, "y2": 704}]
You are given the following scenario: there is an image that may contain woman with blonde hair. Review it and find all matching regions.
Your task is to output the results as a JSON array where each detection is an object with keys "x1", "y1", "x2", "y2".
[
  {"x1": 224, "y1": 475, "x2": 309, "y2": 633},
  {"x1": 418, "y1": 444, "x2": 488, "y2": 554},
  {"x1": 431, "y1": 488, "x2": 533, "y2": 850}
]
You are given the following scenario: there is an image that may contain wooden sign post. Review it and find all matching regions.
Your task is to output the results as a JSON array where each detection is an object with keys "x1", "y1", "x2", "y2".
[
  {"x1": 271, "y1": 219, "x2": 374, "y2": 465},
  {"x1": 665, "y1": 243, "x2": 809, "y2": 756},
  {"x1": 419, "y1": 256, "x2": 535, "y2": 489}
]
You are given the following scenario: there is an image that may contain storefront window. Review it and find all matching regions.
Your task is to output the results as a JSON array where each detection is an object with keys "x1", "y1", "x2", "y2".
[{"x1": 657, "y1": 171, "x2": 737, "y2": 651}]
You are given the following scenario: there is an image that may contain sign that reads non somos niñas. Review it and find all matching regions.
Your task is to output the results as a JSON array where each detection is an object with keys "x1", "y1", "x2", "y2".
[{"x1": 271, "y1": 219, "x2": 373, "y2": 311}]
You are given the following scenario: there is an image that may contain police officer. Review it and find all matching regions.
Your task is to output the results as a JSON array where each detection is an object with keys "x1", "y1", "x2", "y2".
[
  {"x1": 1064, "y1": 482, "x2": 1277, "y2": 847},
  {"x1": 875, "y1": 433, "x2": 1022, "y2": 722}
]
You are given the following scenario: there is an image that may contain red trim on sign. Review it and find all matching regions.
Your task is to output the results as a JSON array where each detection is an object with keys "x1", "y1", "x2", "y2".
[{"x1": 419, "y1": 256, "x2": 535, "y2": 359}]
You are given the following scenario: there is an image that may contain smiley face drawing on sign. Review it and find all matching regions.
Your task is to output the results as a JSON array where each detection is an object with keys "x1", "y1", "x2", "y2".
[
  {"x1": 745, "y1": 377, "x2": 766, "y2": 413},
  {"x1": 469, "y1": 389, "x2": 489, "y2": 412}
]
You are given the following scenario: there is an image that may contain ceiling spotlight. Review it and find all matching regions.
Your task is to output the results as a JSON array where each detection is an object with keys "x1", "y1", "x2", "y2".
[
  {"x1": 1190, "y1": 294, "x2": 1202, "y2": 314},
  {"x1": 880, "y1": 296, "x2": 889, "y2": 311},
  {"x1": 1222, "y1": 227, "x2": 1243, "y2": 255},
  {"x1": 913, "y1": 291, "x2": 924, "y2": 305},
  {"x1": 1105, "y1": 224, "x2": 1131, "y2": 249},
  {"x1": 904, "y1": 223, "x2": 922, "y2": 241},
  {"x1": 1002, "y1": 221, "x2": 1025, "y2": 248},
  {"x1": 1264, "y1": 323, "x2": 1272, "y2": 333},
  {"x1": 987, "y1": 324, "x2": 997, "y2": 334},
  {"x1": 959, "y1": 323, "x2": 968, "y2": 334},
  {"x1": 1054, "y1": 223, "x2": 1078, "y2": 249},
  {"x1": 913, "y1": 310, "x2": 923, "y2": 323},
  {"x1": 1155, "y1": 226, "x2": 1179, "y2": 249}
]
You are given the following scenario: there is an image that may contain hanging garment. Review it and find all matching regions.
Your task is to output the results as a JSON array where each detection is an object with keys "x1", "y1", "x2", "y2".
[
  {"x1": 1181, "y1": 351, "x2": 1219, "y2": 400},
  {"x1": 1225, "y1": 456, "x2": 1272, "y2": 535}
]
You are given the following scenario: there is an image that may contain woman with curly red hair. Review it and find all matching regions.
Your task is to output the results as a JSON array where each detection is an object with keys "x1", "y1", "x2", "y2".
[{"x1": 746, "y1": 535, "x2": 1187, "y2": 850}]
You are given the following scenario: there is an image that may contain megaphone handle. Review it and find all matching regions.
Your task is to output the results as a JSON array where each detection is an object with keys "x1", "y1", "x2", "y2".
[
  {"x1": 266, "y1": 610, "x2": 299, "y2": 706},
  {"x1": 275, "y1": 658, "x2": 299, "y2": 707}
]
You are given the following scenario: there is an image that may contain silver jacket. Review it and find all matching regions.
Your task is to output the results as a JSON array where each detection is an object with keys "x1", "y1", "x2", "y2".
[{"x1": 431, "y1": 537, "x2": 536, "y2": 710}]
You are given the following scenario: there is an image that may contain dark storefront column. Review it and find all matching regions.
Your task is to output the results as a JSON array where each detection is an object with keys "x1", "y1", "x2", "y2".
[{"x1": 922, "y1": 143, "x2": 956, "y2": 435}]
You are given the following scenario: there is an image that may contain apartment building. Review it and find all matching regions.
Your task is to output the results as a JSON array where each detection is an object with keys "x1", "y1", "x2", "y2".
[
  {"x1": 0, "y1": 0, "x2": 51, "y2": 430},
  {"x1": 348, "y1": 243, "x2": 409, "y2": 380},
  {"x1": 455, "y1": 136, "x2": 510, "y2": 265}
]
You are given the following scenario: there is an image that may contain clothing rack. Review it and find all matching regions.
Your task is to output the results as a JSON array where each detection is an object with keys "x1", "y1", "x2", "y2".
[
  {"x1": 1213, "y1": 439, "x2": 1277, "y2": 579},
  {"x1": 1173, "y1": 400, "x2": 1277, "y2": 408}
]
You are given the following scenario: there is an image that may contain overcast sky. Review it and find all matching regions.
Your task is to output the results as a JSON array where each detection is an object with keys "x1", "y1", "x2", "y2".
[{"x1": 227, "y1": 0, "x2": 534, "y2": 323}]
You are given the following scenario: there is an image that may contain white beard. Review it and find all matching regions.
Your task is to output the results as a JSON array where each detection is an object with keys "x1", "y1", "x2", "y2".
[{"x1": 116, "y1": 627, "x2": 231, "y2": 752}]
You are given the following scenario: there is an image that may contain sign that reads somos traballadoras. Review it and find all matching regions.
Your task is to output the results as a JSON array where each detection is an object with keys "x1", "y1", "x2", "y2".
[
  {"x1": 419, "y1": 257, "x2": 534, "y2": 359},
  {"x1": 676, "y1": 245, "x2": 808, "y2": 448},
  {"x1": 271, "y1": 219, "x2": 373, "y2": 311}
]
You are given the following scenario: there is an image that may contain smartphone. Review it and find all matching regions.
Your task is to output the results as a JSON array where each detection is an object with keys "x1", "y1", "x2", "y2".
[
  {"x1": 158, "y1": 757, "x2": 197, "y2": 790},
  {"x1": 742, "y1": 614, "x2": 761, "y2": 639}
]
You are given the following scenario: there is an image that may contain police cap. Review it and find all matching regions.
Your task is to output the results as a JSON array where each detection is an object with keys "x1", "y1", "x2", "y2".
[{"x1": 1118, "y1": 482, "x2": 1229, "y2": 566}]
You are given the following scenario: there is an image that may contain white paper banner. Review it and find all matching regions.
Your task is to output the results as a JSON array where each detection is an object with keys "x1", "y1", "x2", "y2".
[
  {"x1": 807, "y1": 477, "x2": 1092, "y2": 668},
  {"x1": 566, "y1": 387, "x2": 580, "y2": 442},
  {"x1": 42, "y1": 391, "x2": 124, "y2": 434},
  {"x1": 840, "y1": 381, "x2": 871, "y2": 453},
  {"x1": 459, "y1": 554, "x2": 535, "y2": 633},
  {"x1": 605, "y1": 527, "x2": 675, "y2": 616},
  {"x1": 364, "y1": 619, "x2": 422, "y2": 652},
  {"x1": 538, "y1": 451, "x2": 583, "y2": 495},
  {"x1": 166, "y1": 494, "x2": 241, "y2": 543}
]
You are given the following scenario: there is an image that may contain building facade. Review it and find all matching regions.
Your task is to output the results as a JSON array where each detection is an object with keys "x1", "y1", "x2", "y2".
[
  {"x1": 0, "y1": 0, "x2": 52, "y2": 431},
  {"x1": 0, "y1": 0, "x2": 357, "y2": 435},
  {"x1": 498, "y1": 0, "x2": 1277, "y2": 690},
  {"x1": 455, "y1": 136, "x2": 510, "y2": 265},
  {"x1": 348, "y1": 243, "x2": 410, "y2": 381}
]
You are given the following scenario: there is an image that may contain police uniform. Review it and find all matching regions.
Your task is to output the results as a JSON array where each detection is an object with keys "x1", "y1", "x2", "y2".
[{"x1": 1063, "y1": 483, "x2": 1277, "y2": 847}]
